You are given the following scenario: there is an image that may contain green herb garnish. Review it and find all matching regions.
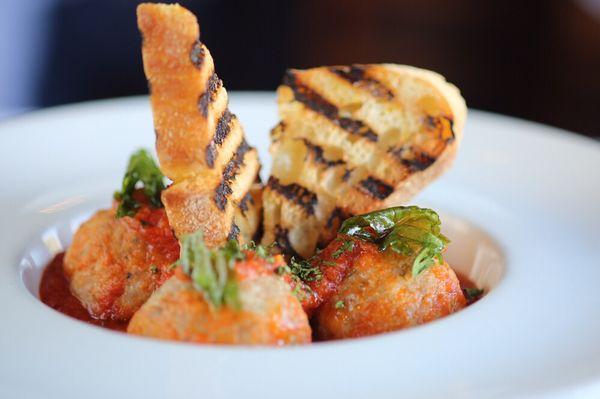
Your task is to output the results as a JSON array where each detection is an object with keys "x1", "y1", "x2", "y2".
[
  {"x1": 243, "y1": 241, "x2": 275, "y2": 263},
  {"x1": 114, "y1": 149, "x2": 165, "y2": 218},
  {"x1": 339, "y1": 206, "x2": 449, "y2": 276},
  {"x1": 174, "y1": 231, "x2": 245, "y2": 310},
  {"x1": 335, "y1": 300, "x2": 345, "y2": 309},
  {"x1": 150, "y1": 264, "x2": 159, "y2": 274},
  {"x1": 332, "y1": 239, "x2": 355, "y2": 259},
  {"x1": 289, "y1": 257, "x2": 323, "y2": 282},
  {"x1": 463, "y1": 287, "x2": 484, "y2": 301},
  {"x1": 275, "y1": 259, "x2": 317, "y2": 301}
]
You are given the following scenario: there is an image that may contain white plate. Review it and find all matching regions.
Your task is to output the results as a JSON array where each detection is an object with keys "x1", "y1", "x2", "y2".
[{"x1": 0, "y1": 94, "x2": 599, "y2": 399}]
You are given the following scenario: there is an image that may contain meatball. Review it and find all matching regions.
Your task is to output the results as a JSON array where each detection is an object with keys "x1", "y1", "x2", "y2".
[
  {"x1": 312, "y1": 236, "x2": 466, "y2": 340},
  {"x1": 127, "y1": 252, "x2": 311, "y2": 345},
  {"x1": 64, "y1": 205, "x2": 179, "y2": 320},
  {"x1": 284, "y1": 237, "x2": 364, "y2": 316}
]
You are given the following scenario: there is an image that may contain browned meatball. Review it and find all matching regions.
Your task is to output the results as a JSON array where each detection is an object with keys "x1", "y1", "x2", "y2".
[
  {"x1": 313, "y1": 238, "x2": 466, "y2": 340},
  {"x1": 64, "y1": 205, "x2": 179, "y2": 320},
  {"x1": 127, "y1": 252, "x2": 311, "y2": 345}
]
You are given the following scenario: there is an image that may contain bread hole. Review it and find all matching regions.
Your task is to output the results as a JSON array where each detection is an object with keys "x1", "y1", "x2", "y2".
[
  {"x1": 321, "y1": 146, "x2": 344, "y2": 162},
  {"x1": 271, "y1": 139, "x2": 307, "y2": 184},
  {"x1": 379, "y1": 128, "x2": 402, "y2": 149},
  {"x1": 338, "y1": 102, "x2": 363, "y2": 118}
]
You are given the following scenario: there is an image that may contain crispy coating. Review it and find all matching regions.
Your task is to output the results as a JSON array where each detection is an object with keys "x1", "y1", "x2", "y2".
[
  {"x1": 313, "y1": 237, "x2": 466, "y2": 340},
  {"x1": 137, "y1": 3, "x2": 261, "y2": 245},
  {"x1": 64, "y1": 205, "x2": 179, "y2": 321},
  {"x1": 128, "y1": 255, "x2": 311, "y2": 345}
]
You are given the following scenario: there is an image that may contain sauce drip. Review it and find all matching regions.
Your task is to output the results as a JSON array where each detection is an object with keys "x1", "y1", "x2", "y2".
[
  {"x1": 39, "y1": 252, "x2": 128, "y2": 332},
  {"x1": 455, "y1": 271, "x2": 483, "y2": 305}
]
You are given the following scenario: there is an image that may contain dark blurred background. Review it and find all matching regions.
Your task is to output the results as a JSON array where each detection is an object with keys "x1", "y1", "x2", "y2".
[{"x1": 1, "y1": 0, "x2": 598, "y2": 136}]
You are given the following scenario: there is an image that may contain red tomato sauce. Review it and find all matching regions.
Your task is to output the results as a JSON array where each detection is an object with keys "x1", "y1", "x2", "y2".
[
  {"x1": 455, "y1": 271, "x2": 482, "y2": 305},
  {"x1": 39, "y1": 252, "x2": 129, "y2": 331}
]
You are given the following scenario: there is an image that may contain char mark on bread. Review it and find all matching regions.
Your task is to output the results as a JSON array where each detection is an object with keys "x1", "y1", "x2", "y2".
[
  {"x1": 214, "y1": 139, "x2": 251, "y2": 211},
  {"x1": 402, "y1": 151, "x2": 437, "y2": 172},
  {"x1": 283, "y1": 70, "x2": 378, "y2": 142},
  {"x1": 206, "y1": 109, "x2": 236, "y2": 168},
  {"x1": 252, "y1": 211, "x2": 264, "y2": 243},
  {"x1": 359, "y1": 176, "x2": 394, "y2": 200},
  {"x1": 227, "y1": 223, "x2": 240, "y2": 241},
  {"x1": 198, "y1": 72, "x2": 223, "y2": 117},
  {"x1": 425, "y1": 115, "x2": 456, "y2": 141},
  {"x1": 238, "y1": 191, "x2": 253, "y2": 214},
  {"x1": 388, "y1": 146, "x2": 437, "y2": 172},
  {"x1": 283, "y1": 70, "x2": 337, "y2": 119},
  {"x1": 401, "y1": 155, "x2": 436, "y2": 172},
  {"x1": 274, "y1": 225, "x2": 304, "y2": 260},
  {"x1": 267, "y1": 177, "x2": 317, "y2": 216},
  {"x1": 329, "y1": 65, "x2": 394, "y2": 100},
  {"x1": 189, "y1": 40, "x2": 206, "y2": 69},
  {"x1": 214, "y1": 109, "x2": 235, "y2": 146},
  {"x1": 303, "y1": 140, "x2": 345, "y2": 167},
  {"x1": 337, "y1": 117, "x2": 378, "y2": 142}
]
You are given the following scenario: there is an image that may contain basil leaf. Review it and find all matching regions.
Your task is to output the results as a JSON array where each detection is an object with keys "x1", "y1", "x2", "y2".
[
  {"x1": 114, "y1": 149, "x2": 165, "y2": 218},
  {"x1": 339, "y1": 206, "x2": 449, "y2": 276}
]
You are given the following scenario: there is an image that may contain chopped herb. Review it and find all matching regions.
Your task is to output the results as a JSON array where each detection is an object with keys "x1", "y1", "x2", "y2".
[
  {"x1": 339, "y1": 206, "x2": 449, "y2": 276},
  {"x1": 291, "y1": 282, "x2": 303, "y2": 297},
  {"x1": 335, "y1": 300, "x2": 345, "y2": 309},
  {"x1": 463, "y1": 287, "x2": 484, "y2": 301},
  {"x1": 150, "y1": 264, "x2": 159, "y2": 274},
  {"x1": 242, "y1": 241, "x2": 258, "y2": 251},
  {"x1": 114, "y1": 149, "x2": 166, "y2": 218},
  {"x1": 242, "y1": 241, "x2": 275, "y2": 263},
  {"x1": 321, "y1": 260, "x2": 338, "y2": 267},
  {"x1": 289, "y1": 257, "x2": 322, "y2": 282},
  {"x1": 332, "y1": 239, "x2": 355, "y2": 259},
  {"x1": 275, "y1": 262, "x2": 314, "y2": 301},
  {"x1": 173, "y1": 230, "x2": 245, "y2": 309}
]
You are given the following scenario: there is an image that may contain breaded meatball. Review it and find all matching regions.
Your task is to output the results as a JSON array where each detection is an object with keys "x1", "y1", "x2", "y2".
[
  {"x1": 127, "y1": 251, "x2": 311, "y2": 345},
  {"x1": 64, "y1": 205, "x2": 179, "y2": 320},
  {"x1": 313, "y1": 237, "x2": 466, "y2": 340}
]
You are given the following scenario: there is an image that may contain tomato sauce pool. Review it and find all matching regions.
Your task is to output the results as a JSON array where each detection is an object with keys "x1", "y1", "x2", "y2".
[
  {"x1": 39, "y1": 252, "x2": 128, "y2": 331},
  {"x1": 39, "y1": 252, "x2": 482, "y2": 332}
]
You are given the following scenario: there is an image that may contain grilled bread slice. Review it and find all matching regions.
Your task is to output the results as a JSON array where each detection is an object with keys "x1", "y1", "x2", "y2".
[
  {"x1": 137, "y1": 3, "x2": 261, "y2": 246},
  {"x1": 262, "y1": 64, "x2": 466, "y2": 258}
]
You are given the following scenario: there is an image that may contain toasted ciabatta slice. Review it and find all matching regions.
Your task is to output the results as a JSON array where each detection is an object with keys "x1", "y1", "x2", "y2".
[
  {"x1": 137, "y1": 3, "x2": 261, "y2": 246},
  {"x1": 262, "y1": 64, "x2": 466, "y2": 258}
]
